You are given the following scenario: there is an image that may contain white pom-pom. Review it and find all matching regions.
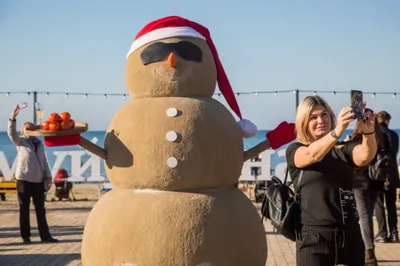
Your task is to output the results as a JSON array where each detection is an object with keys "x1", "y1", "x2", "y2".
[{"x1": 237, "y1": 119, "x2": 258, "y2": 138}]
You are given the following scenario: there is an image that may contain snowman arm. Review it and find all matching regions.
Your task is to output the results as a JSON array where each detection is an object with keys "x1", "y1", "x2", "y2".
[
  {"x1": 243, "y1": 139, "x2": 271, "y2": 162},
  {"x1": 242, "y1": 121, "x2": 297, "y2": 162},
  {"x1": 79, "y1": 137, "x2": 106, "y2": 159}
]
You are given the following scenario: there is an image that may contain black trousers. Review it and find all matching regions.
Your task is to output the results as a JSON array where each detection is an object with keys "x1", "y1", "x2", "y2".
[
  {"x1": 17, "y1": 180, "x2": 51, "y2": 240},
  {"x1": 354, "y1": 188, "x2": 379, "y2": 249},
  {"x1": 375, "y1": 188, "x2": 398, "y2": 237},
  {"x1": 296, "y1": 222, "x2": 365, "y2": 266}
]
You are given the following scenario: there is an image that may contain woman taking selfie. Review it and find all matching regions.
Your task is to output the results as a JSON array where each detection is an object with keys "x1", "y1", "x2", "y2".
[{"x1": 286, "y1": 95, "x2": 377, "y2": 266}]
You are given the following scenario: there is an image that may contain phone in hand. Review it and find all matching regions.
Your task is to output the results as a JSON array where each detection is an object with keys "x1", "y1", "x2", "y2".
[
  {"x1": 350, "y1": 90, "x2": 363, "y2": 119},
  {"x1": 18, "y1": 102, "x2": 28, "y2": 110}
]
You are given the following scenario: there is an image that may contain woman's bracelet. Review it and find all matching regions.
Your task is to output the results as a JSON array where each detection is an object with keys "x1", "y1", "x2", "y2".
[{"x1": 362, "y1": 131, "x2": 375, "y2": 135}]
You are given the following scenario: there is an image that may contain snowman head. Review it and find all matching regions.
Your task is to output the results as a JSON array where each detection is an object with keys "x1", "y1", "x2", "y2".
[{"x1": 125, "y1": 16, "x2": 257, "y2": 138}]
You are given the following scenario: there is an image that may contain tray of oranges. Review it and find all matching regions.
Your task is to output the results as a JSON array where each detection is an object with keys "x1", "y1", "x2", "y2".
[{"x1": 25, "y1": 112, "x2": 88, "y2": 137}]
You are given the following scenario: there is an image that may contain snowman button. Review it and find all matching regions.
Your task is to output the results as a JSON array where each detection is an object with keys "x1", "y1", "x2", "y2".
[
  {"x1": 167, "y1": 157, "x2": 178, "y2": 168},
  {"x1": 166, "y1": 108, "x2": 178, "y2": 117},
  {"x1": 166, "y1": 131, "x2": 178, "y2": 142}
]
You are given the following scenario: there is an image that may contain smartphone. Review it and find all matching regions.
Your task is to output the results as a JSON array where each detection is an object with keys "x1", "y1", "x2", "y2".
[
  {"x1": 350, "y1": 90, "x2": 363, "y2": 119},
  {"x1": 18, "y1": 102, "x2": 28, "y2": 110}
]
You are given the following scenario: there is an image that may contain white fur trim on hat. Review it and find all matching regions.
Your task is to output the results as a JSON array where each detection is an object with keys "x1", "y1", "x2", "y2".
[
  {"x1": 237, "y1": 119, "x2": 258, "y2": 138},
  {"x1": 126, "y1": 26, "x2": 206, "y2": 59}
]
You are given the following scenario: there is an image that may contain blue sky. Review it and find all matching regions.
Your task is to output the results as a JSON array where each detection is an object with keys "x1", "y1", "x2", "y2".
[{"x1": 1, "y1": 0, "x2": 399, "y2": 131}]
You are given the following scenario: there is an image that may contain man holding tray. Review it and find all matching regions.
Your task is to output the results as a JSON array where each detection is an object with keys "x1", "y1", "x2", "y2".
[{"x1": 8, "y1": 104, "x2": 57, "y2": 244}]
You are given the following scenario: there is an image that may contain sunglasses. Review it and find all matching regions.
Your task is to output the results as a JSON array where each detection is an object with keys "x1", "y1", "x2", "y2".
[
  {"x1": 365, "y1": 108, "x2": 373, "y2": 114},
  {"x1": 140, "y1": 41, "x2": 203, "y2": 66}
]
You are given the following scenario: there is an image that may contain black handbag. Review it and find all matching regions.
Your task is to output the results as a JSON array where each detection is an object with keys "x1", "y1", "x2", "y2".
[{"x1": 261, "y1": 169, "x2": 304, "y2": 241}]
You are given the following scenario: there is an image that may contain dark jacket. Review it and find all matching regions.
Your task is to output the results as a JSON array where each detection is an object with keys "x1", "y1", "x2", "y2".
[
  {"x1": 379, "y1": 123, "x2": 400, "y2": 189},
  {"x1": 345, "y1": 124, "x2": 390, "y2": 190}
]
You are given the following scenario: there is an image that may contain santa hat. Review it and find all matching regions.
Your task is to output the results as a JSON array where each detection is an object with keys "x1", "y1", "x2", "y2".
[{"x1": 126, "y1": 16, "x2": 257, "y2": 138}]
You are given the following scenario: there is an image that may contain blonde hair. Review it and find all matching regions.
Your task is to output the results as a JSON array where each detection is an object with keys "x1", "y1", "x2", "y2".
[{"x1": 295, "y1": 95, "x2": 336, "y2": 145}]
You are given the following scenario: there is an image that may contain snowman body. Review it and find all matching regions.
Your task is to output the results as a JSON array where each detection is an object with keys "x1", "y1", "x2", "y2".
[{"x1": 81, "y1": 97, "x2": 267, "y2": 265}]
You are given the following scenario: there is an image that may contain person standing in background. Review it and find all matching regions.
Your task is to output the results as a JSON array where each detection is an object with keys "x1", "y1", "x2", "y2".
[
  {"x1": 342, "y1": 109, "x2": 385, "y2": 266},
  {"x1": 8, "y1": 105, "x2": 57, "y2": 244},
  {"x1": 374, "y1": 111, "x2": 399, "y2": 243}
]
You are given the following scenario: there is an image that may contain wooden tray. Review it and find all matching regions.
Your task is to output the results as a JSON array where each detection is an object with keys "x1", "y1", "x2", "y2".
[{"x1": 24, "y1": 122, "x2": 88, "y2": 137}]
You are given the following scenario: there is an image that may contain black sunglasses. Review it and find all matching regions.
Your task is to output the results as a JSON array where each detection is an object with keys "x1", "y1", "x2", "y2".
[
  {"x1": 365, "y1": 108, "x2": 374, "y2": 114},
  {"x1": 140, "y1": 41, "x2": 203, "y2": 66}
]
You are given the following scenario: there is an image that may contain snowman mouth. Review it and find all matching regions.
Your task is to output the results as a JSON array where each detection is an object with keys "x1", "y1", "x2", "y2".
[{"x1": 152, "y1": 67, "x2": 191, "y2": 82}]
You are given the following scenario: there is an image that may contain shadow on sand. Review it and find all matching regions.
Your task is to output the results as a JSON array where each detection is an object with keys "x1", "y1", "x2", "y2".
[
  {"x1": 378, "y1": 260, "x2": 400, "y2": 263},
  {"x1": 0, "y1": 238, "x2": 82, "y2": 247},
  {"x1": 0, "y1": 253, "x2": 80, "y2": 266},
  {"x1": 0, "y1": 225, "x2": 84, "y2": 237},
  {"x1": 0, "y1": 206, "x2": 94, "y2": 213}
]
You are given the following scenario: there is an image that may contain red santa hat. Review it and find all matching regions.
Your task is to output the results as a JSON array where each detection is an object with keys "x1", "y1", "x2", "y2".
[{"x1": 126, "y1": 16, "x2": 257, "y2": 138}]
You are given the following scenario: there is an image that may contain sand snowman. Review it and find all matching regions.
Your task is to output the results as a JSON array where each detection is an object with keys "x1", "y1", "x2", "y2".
[{"x1": 79, "y1": 16, "x2": 295, "y2": 266}]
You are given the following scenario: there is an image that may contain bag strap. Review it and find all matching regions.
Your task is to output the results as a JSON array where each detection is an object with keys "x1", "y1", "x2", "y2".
[
  {"x1": 294, "y1": 170, "x2": 304, "y2": 193},
  {"x1": 283, "y1": 167, "x2": 290, "y2": 184},
  {"x1": 284, "y1": 167, "x2": 304, "y2": 190}
]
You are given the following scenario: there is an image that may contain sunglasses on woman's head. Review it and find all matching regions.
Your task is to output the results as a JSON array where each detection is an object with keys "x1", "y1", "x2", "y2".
[{"x1": 365, "y1": 108, "x2": 373, "y2": 114}]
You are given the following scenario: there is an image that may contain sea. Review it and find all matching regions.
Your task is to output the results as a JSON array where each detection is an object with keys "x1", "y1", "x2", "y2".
[{"x1": 1, "y1": 129, "x2": 399, "y2": 181}]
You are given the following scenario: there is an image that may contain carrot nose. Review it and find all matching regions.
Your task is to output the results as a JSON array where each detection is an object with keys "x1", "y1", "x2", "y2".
[{"x1": 167, "y1": 52, "x2": 177, "y2": 67}]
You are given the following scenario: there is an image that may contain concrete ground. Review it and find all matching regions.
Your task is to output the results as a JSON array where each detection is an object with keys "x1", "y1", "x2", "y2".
[{"x1": 0, "y1": 184, "x2": 399, "y2": 266}]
